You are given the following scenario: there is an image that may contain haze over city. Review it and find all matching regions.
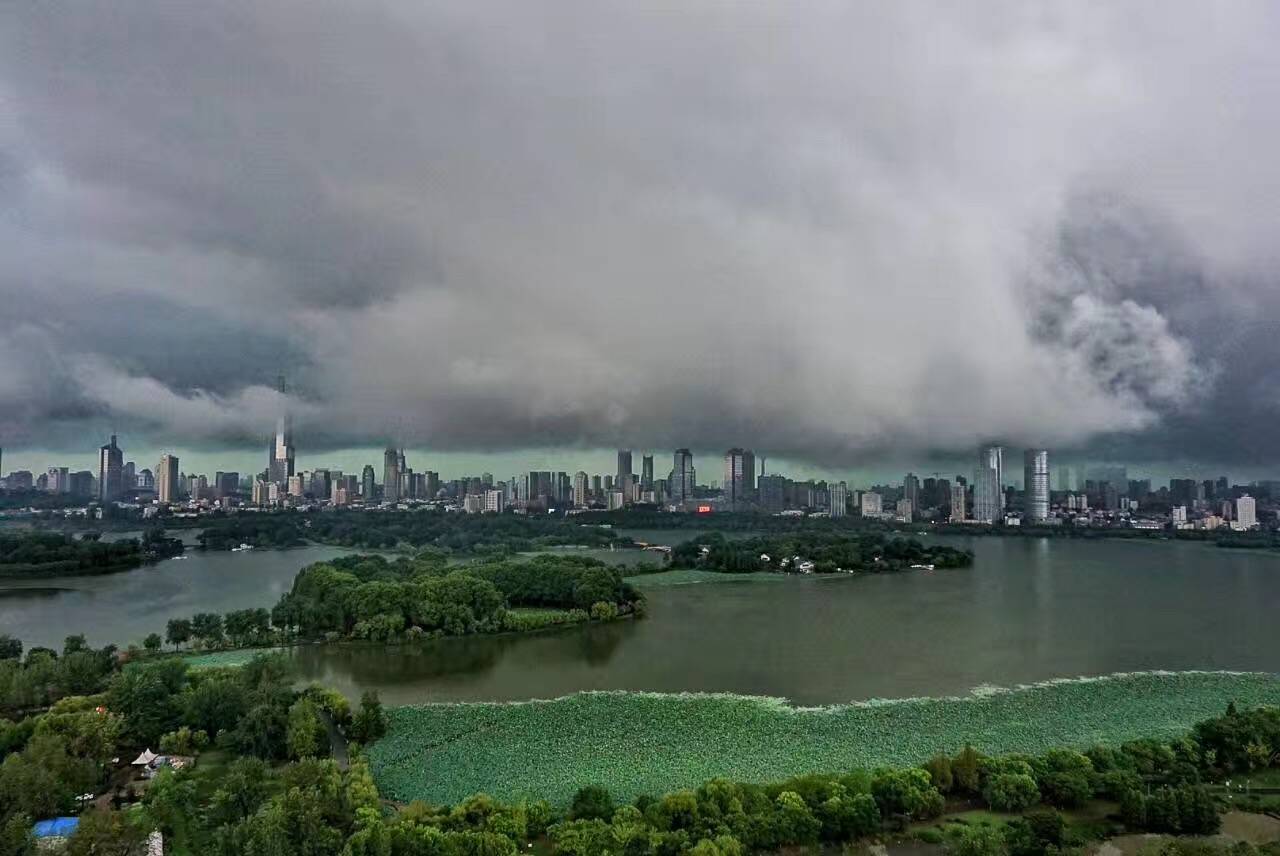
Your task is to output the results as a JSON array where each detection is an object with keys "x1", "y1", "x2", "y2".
[{"x1": 5, "y1": 3, "x2": 1280, "y2": 472}]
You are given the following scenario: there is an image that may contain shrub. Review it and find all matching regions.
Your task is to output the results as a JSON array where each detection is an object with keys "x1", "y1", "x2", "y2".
[{"x1": 984, "y1": 774, "x2": 1039, "y2": 812}]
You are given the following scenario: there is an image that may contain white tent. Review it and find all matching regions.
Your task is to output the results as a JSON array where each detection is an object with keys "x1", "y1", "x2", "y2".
[{"x1": 132, "y1": 749, "x2": 157, "y2": 766}]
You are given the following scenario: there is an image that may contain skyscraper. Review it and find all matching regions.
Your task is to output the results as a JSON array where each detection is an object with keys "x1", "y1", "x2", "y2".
[
  {"x1": 616, "y1": 450, "x2": 633, "y2": 482},
  {"x1": 157, "y1": 454, "x2": 179, "y2": 503},
  {"x1": 973, "y1": 446, "x2": 1002, "y2": 523},
  {"x1": 949, "y1": 482, "x2": 967, "y2": 522},
  {"x1": 670, "y1": 449, "x2": 696, "y2": 504},
  {"x1": 1236, "y1": 494, "x2": 1258, "y2": 528},
  {"x1": 829, "y1": 481, "x2": 848, "y2": 518},
  {"x1": 1023, "y1": 449, "x2": 1050, "y2": 522},
  {"x1": 722, "y1": 448, "x2": 756, "y2": 509},
  {"x1": 641, "y1": 455, "x2": 654, "y2": 490},
  {"x1": 361, "y1": 465, "x2": 376, "y2": 499},
  {"x1": 383, "y1": 447, "x2": 401, "y2": 503},
  {"x1": 98, "y1": 434, "x2": 124, "y2": 501},
  {"x1": 903, "y1": 473, "x2": 920, "y2": 513},
  {"x1": 573, "y1": 471, "x2": 589, "y2": 507},
  {"x1": 268, "y1": 375, "x2": 295, "y2": 485}
]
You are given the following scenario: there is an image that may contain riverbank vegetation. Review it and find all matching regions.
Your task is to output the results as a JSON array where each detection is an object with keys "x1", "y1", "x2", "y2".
[
  {"x1": 366, "y1": 672, "x2": 1280, "y2": 805},
  {"x1": 3, "y1": 640, "x2": 1280, "y2": 854},
  {"x1": 196, "y1": 508, "x2": 623, "y2": 553},
  {"x1": 0, "y1": 529, "x2": 183, "y2": 578},
  {"x1": 671, "y1": 531, "x2": 972, "y2": 574}
]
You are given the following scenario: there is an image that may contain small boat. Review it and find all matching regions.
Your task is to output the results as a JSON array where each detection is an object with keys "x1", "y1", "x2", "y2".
[
  {"x1": 230, "y1": 543, "x2": 255, "y2": 552},
  {"x1": 909, "y1": 563, "x2": 935, "y2": 571},
  {"x1": 169, "y1": 555, "x2": 189, "y2": 561}
]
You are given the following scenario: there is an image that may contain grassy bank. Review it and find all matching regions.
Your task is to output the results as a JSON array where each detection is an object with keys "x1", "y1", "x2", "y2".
[{"x1": 367, "y1": 671, "x2": 1280, "y2": 806}]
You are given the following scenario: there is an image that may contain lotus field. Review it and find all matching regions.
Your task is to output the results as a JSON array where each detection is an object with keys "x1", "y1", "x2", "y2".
[{"x1": 367, "y1": 670, "x2": 1280, "y2": 805}]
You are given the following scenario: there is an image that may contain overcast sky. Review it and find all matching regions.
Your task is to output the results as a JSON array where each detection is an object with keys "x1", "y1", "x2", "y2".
[{"x1": 3, "y1": 2, "x2": 1280, "y2": 475}]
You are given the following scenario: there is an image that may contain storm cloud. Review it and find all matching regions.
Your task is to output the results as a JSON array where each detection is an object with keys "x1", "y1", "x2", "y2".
[{"x1": 2, "y1": 2, "x2": 1279, "y2": 467}]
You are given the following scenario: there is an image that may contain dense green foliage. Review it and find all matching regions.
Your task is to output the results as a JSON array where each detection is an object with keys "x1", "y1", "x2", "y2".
[
  {"x1": 198, "y1": 509, "x2": 622, "y2": 553},
  {"x1": 0, "y1": 530, "x2": 181, "y2": 578},
  {"x1": 271, "y1": 554, "x2": 642, "y2": 642},
  {"x1": 3, "y1": 643, "x2": 1280, "y2": 855},
  {"x1": 671, "y1": 531, "x2": 972, "y2": 573},
  {"x1": 367, "y1": 672, "x2": 1280, "y2": 804}
]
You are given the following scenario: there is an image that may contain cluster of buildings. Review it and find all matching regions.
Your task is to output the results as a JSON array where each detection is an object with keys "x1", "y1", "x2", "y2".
[{"x1": 1, "y1": 427, "x2": 1276, "y2": 533}]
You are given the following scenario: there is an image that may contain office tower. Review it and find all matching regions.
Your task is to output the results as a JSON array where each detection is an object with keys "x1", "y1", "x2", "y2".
[
  {"x1": 641, "y1": 455, "x2": 654, "y2": 490},
  {"x1": 896, "y1": 499, "x2": 913, "y2": 520},
  {"x1": 122, "y1": 461, "x2": 136, "y2": 489},
  {"x1": 137, "y1": 468, "x2": 154, "y2": 490},
  {"x1": 1023, "y1": 449, "x2": 1050, "y2": 522},
  {"x1": 607, "y1": 490, "x2": 626, "y2": 510},
  {"x1": 484, "y1": 489, "x2": 505, "y2": 513},
  {"x1": 860, "y1": 491, "x2": 882, "y2": 517},
  {"x1": 829, "y1": 481, "x2": 848, "y2": 519},
  {"x1": 573, "y1": 471, "x2": 589, "y2": 507},
  {"x1": 46, "y1": 467, "x2": 69, "y2": 493},
  {"x1": 267, "y1": 376, "x2": 295, "y2": 485},
  {"x1": 980, "y1": 446, "x2": 1004, "y2": 512},
  {"x1": 603, "y1": 474, "x2": 614, "y2": 492},
  {"x1": 722, "y1": 448, "x2": 756, "y2": 509},
  {"x1": 463, "y1": 494, "x2": 483, "y2": 514},
  {"x1": 189, "y1": 474, "x2": 209, "y2": 500},
  {"x1": 616, "y1": 450, "x2": 633, "y2": 482},
  {"x1": 670, "y1": 449, "x2": 695, "y2": 504},
  {"x1": 157, "y1": 455, "x2": 179, "y2": 503},
  {"x1": 252, "y1": 478, "x2": 271, "y2": 505},
  {"x1": 1055, "y1": 467, "x2": 1070, "y2": 492},
  {"x1": 590, "y1": 474, "x2": 602, "y2": 497},
  {"x1": 215, "y1": 472, "x2": 240, "y2": 498},
  {"x1": 425, "y1": 471, "x2": 441, "y2": 499},
  {"x1": 949, "y1": 482, "x2": 967, "y2": 522},
  {"x1": 360, "y1": 465, "x2": 375, "y2": 498},
  {"x1": 972, "y1": 452, "x2": 1000, "y2": 523},
  {"x1": 1237, "y1": 495, "x2": 1257, "y2": 528},
  {"x1": 69, "y1": 471, "x2": 94, "y2": 496},
  {"x1": 98, "y1": 434, "x2": 124, "y2": 501},
  {"x1": 1216, "y1": 476, "x2": 1229, "y2": 498},
  {"x1": 383, "y1": 448, "x2": 401, "y2": 502},
  {"x1": 903, "y1": 473, "x2": 920, "y2": 513},
  {"x1": 758, "y1": 474, "x2": 788, "y2": 513},
  {"x1": 310, "y1": 469, "x2": 331, "y2": 500}
]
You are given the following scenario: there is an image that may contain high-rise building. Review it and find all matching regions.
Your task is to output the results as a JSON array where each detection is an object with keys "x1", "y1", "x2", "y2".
[
  {"x1": 484, "y1": 489, "x2": 505, "y2": 514},
  {"x1": 361, "y1": 465, "x2": 376, "y2": 499},
  {"x1": 616, "y1": 450, "x2": 633, "y2": 482},
  {"x1": 157, "y1": 454, "x2": 179, "y2": 503},
  {"x1": 758, "y1": 474, "x2": 788, "y2": 513},
  {"x1": 573, "y1": 471, "x2": 589, "y2": 507},
  {"x1": 669, "y1": 449, "x2": 696, "y2": 504},
  {"x1": 860, "y1": 491, "x2": 882, "y2": 517},
  {"x1": 972, "y1": 448, "x2": 1001, "y2": 523},
  {"x1": 981, "y1": 446, "x2": 1005, "y2": 513},
  {"x1": 268, "y1": 376, "x2": 295, "y2": 485},
  {"x1": 383, "y1": 448, "x2": 401, "y2": 503},
  {"x1": 1236, "y1": 494, "x2": 1257, "y2": 529},
  {"x1": 722, "y1": 448, "x2": 756, "y2": 509},
  {"x1": 949, "y1": 483, "x2": 967, "y2": 522},
  {"x1": 98, "y1": 434, "x2": 124, "y2": 502},
  {"x1": 903, "y1": 473, "x2": 920, "y2": 514},
  {"x1": 47, "y1": 466, "x2": 70, "y2": 494},
  {"x1": 1023, "y1": 449, "x2": 1050, "y2": 522},
  {"x1": 641, "y1": 455, "x2": 654, "y2": 490},
  {"x1": 829, "y1": 481, "x2": 848, "y2": 519}
]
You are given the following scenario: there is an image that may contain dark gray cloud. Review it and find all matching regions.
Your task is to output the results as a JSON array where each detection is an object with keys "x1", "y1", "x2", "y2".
[{"x1": 2, "y1": 2, "x2": 1280, "y2": 467}]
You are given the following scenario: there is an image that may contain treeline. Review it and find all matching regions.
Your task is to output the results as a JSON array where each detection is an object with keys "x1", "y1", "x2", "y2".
[
  {"x1": 672, "y1": 532, "x2": 973, "y2": 573},
  {"x1": 0, "y1": 530, "x2": 182, "y2": 579},
  {"x1": 271, "y1": 554, "x2": 643, "y2": 642},
  {"x1": 196, "y1": 509, "x2": 622, "y2": 553},
  {"x1": 574, "y1": 510, "x2": 872, "y2": 532}
]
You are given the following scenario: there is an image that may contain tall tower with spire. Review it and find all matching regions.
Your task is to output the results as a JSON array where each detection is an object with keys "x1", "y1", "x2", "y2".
[{"x1": 268, "y1": 374, "x2": 295, "y2": 485}]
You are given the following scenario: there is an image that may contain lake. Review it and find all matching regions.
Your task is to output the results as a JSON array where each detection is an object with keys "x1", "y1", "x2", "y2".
[{"x1": 4, "y1": 534, "x2": 1279, "y2": 704}]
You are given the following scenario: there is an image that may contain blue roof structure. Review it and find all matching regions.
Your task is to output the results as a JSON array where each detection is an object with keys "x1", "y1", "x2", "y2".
[{"x1": 32, "y1": 817, "x2": 80, "y2": 838}]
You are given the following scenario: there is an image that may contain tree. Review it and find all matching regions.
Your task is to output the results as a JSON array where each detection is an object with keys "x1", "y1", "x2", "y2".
[
  {"x1": 165, "y1": 618, "x2": 192, "y2": 649},
  {"x1": 0, "y1": 636, "x2": 21, "y2": 661},
  {"x1": 952, "y1": 744, "x2": 985, "y2": 795},
  {"x1": 231, "y1": 704, "x2": 289, "y2": 759},
  {"x1": 569, "y1": 785, "x2": 616, "y2": 821},
  {"x1": 287, "y1": 698, "x2": 324, "y2": 760},
  {"x1": 947, "y1": 823, "x2": 1008, "y2": 856},
  {"x1": 65, "y1": 810, "x2": 149, "y2": 856},
  {"x1": 62, "y1": 635, "x2": 88, "y2": 656},
  {"x1": 983, "y1": 773, "x2": 1040, "y2": 812},
  {"x1": 924, "y1": 754, "x2": 954, "y2": 792},
  {"x1": 350, "y1": 691, "x2": 388, "y2": 743},
  {"x1": 143, "y1": 633, "x2": 162, "y2": 653},
  {"x1": 871, "y1": 768, "x2": 944, "y2": 822},
  {"x1": 191, "y1": 613, "x2": 224, "y2": 646},
  {"x1": 774, "y1": 791, "x2": 821, "y2": 845}
]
